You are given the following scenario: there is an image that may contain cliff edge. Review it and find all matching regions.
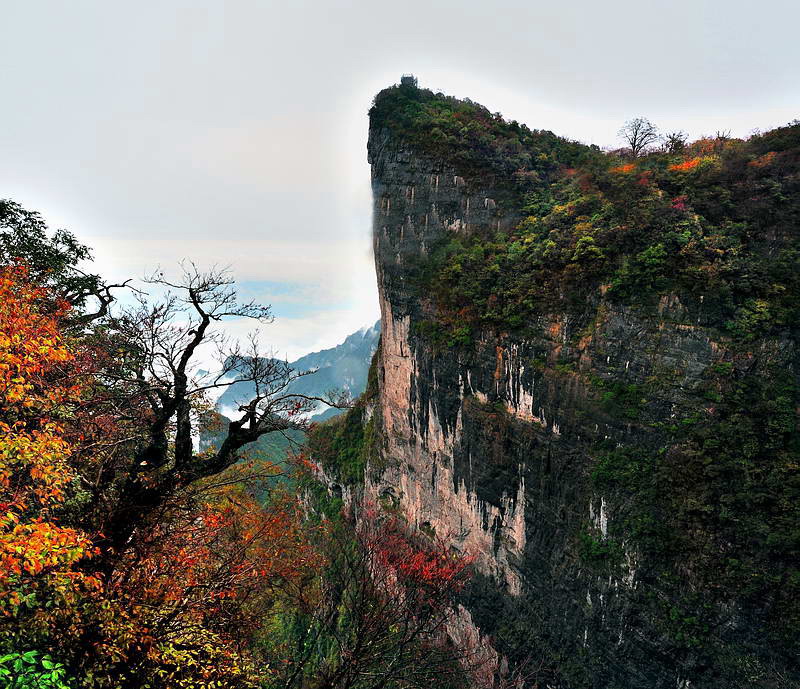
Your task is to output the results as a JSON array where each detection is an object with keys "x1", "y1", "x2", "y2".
[{"x1": 322, "y1": 79, "x2": 800, "y2": 688}]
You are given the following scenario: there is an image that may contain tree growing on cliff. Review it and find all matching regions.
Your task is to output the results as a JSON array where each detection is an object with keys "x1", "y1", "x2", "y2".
[
  {"x1": 260, "y1": 509, "x2": 480, "y2": 689},
  {"x1": 618, "y1": 117, "x2": 660, "y2": 157}
]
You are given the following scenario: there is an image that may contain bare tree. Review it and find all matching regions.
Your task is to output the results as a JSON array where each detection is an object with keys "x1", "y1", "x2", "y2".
[
  {"x1": 618, "y1": 117, "x2": 660, "y2": 157},
  {"x1": 89, "y1": 263, "x2": 349, "y2": 569},
  {"x1": 664, "y1": 130, "x2": 688, "y2": 154}
]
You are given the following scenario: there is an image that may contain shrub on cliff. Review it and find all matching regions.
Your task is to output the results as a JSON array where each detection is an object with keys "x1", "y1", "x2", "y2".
[
  {"x1": 370, "y1": 82, "x2": 597, "y2": 202},
  {"x1": 411, "y1": 121, "x2": 800, "y2": 342}
]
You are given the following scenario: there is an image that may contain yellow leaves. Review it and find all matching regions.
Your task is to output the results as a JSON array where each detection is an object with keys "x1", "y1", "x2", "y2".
[
  {"x1": 140, "y1": 625, "x2": 260, "y2": 689},
  {"x1": 552, "y1": 200, "x2": 580, "y2": 216},
  {"x1": 0, "y1": 266, "x2": 100, "y2": 642},
  {"x1": 1, "y1": 425, "x2": 73, "y2": 508},
  {"x1": 0, "y1": 266, "x2": 76, "y2": 412},
  {"x1": 574, "y1": 221, "x2": 596, "y2": 237}
]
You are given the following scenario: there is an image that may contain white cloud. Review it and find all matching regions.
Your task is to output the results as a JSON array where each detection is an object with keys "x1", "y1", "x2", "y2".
[
  {"x1": 85, "y1": 235, "x2": 373, "y2": 285},
  {"x1": 85, "y1": 234, "x2": 380, "y2": 365},
  {"x1": 3, "y1": 0, "x2": 797, "y2": 369}
]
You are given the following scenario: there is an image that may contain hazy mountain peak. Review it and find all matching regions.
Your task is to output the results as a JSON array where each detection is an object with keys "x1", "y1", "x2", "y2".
[{"x1": 215, "y1": 321, "x2": 381, "y2": 418}]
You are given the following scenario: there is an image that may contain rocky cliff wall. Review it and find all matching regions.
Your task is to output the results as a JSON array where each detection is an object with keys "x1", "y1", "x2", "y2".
[{"x1": 363, "y1": 100, "x2": 799, "y2": 688}]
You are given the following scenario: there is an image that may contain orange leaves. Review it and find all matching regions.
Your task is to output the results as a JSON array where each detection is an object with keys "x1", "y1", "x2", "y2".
[
  {"x1": 0, "y1": 424, "x2": 73, "y2": 508},
  {"x1": 749, "y1": 151, "x2": 777, "y2": 168},
  {"x1": 0, "y1": 264, "x2": 100, "y2": 630},
  {"x1": 0, "y1": 265, "x2": 75, "y2": 411},
  {"x1": 610, "y1": 163, "x2": 636, "y2": 174},
  {"x1": 0, "y1": 266, "x2": 83, "y2": 518},
  {"x1": 669, "y1": 157, "x2": 703, "y2": 172},
  {"x1": 0, "y1": 519, "x2": 96, "y2": 580},
  {"x1": 292, "y1": 451, "x2": 321, "y2": 476},
  {"x1": 689, "y1": 137, "x2": 724, "y2": 156}
]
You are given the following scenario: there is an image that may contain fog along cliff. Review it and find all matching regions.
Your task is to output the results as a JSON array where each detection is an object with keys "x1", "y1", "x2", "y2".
[{"x1": 316, "y1": 81, "x2": 800, "y2": 688}]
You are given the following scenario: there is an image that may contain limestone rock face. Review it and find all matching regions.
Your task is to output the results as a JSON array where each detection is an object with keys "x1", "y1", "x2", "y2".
[{"x1": 364, "y1": 115, "x2": 798, "y2": 688}]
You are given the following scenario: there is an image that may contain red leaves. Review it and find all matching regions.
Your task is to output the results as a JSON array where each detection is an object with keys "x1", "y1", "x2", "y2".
[
  {"x1": 115, "y1": 485, "x2": 323, "y2": 638},
  {"x1": 359, "y1": 515, "x2": 474, "y2": 606},
  {"x1": 290, "y1": 449, "x2": 322, "y2": 476},
  {"x1": 286, "y1": 400, "x2": 304, "y2": 417},
  {"x1": 671, "y1": 195, "x2": 689, "y2": 211}
]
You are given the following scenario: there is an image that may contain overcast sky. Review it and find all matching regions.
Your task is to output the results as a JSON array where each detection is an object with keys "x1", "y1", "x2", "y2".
[{"x1": 1, "y1": 1, "x2": 798, "y2": 359}]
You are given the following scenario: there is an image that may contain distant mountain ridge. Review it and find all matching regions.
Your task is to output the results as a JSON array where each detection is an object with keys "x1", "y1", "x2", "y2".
[
  {"x1": 215, "y1": 320, "x2": 381, "y2": 420},
  {"x1": 199, "y1": 321, "x2": 381, "y2": 472}
]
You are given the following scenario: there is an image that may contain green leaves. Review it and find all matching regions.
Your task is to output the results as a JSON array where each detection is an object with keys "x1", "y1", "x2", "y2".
[
  {"x1": 0, "y1": 199, "x2": 103, "y2": 313},
  {"x1": 410, "y1": 120, "x2": 800, "y2": 347},
  {"x1": 0, "y1": 651, "x2": 72, "y2": 689}
]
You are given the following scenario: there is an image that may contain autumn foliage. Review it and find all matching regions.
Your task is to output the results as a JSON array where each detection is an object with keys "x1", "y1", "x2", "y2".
[
  {"x1": 370, "y1": 515, "x2": 473, "y2": 603},
  {"x1": 0, "y1": 265, "x2": 100, "y2": 643},
  {"x1": 668, "y1": 156, "x2": 703, "y2": 171},
  {"x1": 0, "y1": 263, "x2": 318, "y2": 687},
  {"x1": 103, "y1": 485, "x2": 324, "y2": 688},
  {"x1": 0, "y1": 250, "x2": 481, "y2": 689},
  {"x1": 609, "y1": 162, "x2": 636, "y2": 173},
  {"x1": 256, "y1": 500, "x2": 477, "y2": 689}
]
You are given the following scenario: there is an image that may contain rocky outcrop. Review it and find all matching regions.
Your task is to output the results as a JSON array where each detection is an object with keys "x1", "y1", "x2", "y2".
[{"x1": 363, "y1": 93, "x2": 799, "y2": 688}]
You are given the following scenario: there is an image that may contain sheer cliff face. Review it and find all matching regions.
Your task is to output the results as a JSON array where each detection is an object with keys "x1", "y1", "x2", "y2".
[
  {"x1": 368, "y1": 128, "x2": 527, "y2": 593},
  {"x1": 366, "y1": 109, "x2": 798, "y2": 687}
]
